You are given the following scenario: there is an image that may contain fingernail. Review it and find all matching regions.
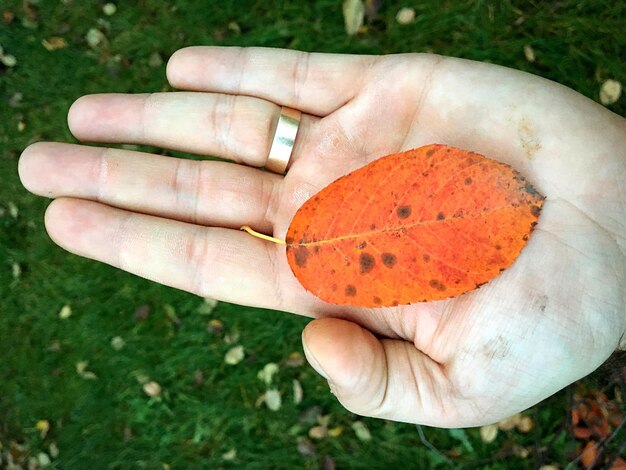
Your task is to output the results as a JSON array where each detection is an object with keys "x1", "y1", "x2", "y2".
[{"x1": 302, "y1": 340, "x2": 329, "y2": 380}]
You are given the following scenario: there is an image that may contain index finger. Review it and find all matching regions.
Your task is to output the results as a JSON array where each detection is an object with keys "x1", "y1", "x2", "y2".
[{"x1": 166, "y1": 46, "x2": 374, "y2": 116}]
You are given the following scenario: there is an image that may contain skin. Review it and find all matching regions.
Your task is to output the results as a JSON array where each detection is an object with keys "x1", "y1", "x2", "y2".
[{"x1": 19, "y1": 47, "x2": 625, "y2": 427}]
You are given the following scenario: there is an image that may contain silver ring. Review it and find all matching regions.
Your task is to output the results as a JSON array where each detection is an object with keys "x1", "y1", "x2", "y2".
[{"x1": 265, "y1": 106, "x2": 301, "y2": 174}]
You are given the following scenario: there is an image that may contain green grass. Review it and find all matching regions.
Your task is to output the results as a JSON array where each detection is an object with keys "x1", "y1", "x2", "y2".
[{"x1": 1, "y1": 0, "x2": 624, "y2": 468}]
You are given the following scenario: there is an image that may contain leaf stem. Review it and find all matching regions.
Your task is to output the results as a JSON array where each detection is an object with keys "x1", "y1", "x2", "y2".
[{"x1": 240, "y1": 226, "x2": 286, "y2": 245}]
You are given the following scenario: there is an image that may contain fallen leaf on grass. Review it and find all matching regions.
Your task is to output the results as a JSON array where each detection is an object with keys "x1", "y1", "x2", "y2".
[
  {"x1": 198, "y1": 297, "x2": 219, "y2": 314},
  {"x1": 600, "y1": 79, "x2": 622, "y2": 105},
  {"x1": 517, "y1": 415, "x2": 534, "y2": 433},
  {"x1": 143, "y1": 381, "x2": 162, "y2": 397},
  {"x1": 37, "y1": 453, "x2": 51, "y2": 466},
  {"x1": 12, "y1": 262, "x2": 21, "y2": 280},
  {"x1": 3, "y1": 10, "x2": 14, "y2": 25},
  {"x1": 309, "y1": 425, "x2": 327, "y2": 439},
  {"x1": 35, "y1": 420, "x2": 50, "y2": 438},
  {"x1": 285, "y1": 351, "x2": 304, "y2": 367},
  {"x1": 1, "y1": 53, "x2": 16, "y2": 67},
  {"x1": 110, "y1": 336, "x2": 125, "y2": 350},
  {"x1": 343, "y1": 0, "x2": 364, "y2": 35},
  {"x1": 257, "y1": 363, "x2": 279, "y2": 386},
  {"x1": 221, "y1": 448, "x2": 236, "y2": 461},
  {"x1": 479, "y1": 424, "x2": 498, "y2": 443},
  {"x1": 85, "y1": 28, "x2": 106, "y2": 49},
  {"x1": 8, "y1": 202, "x2": 18, "y2": 218},
  {"x1": 207, "y1": 319, "x2": 224, "y2": 334},
  {"x1": 580, "y1": 440, "x2": 598, "y2": 468},
  {"x1": 328, "y1": 426, "x2": 343, "y2": 438},
  {"x1": 293, "y1": 379, "x2": 303, "y2": 404},
  {"x1": 76, "y1": 361, "x2": 97, "y2": 380},
  {"x1": 58, "y1": 305, "x2": 72, "y2": 319},
  {"x1": 224, "y1": 345, "x2": 245, "y2": 365},
  {"x1": 42, "y1": 37, "x2": 67, "y2": 51},
  {"x1": 351, "y1": 421, "x2": 371, "y2": 441},
  {"x1": 48, "y1": 442, "x2": 59, "y2": 458},
  {"x1": 523, "y1": 45, "x2": 536, "y2": 63},
  {"x1": 396, "y1": 7, "x2": 416, "y2": 24},
  {"x1": 102, "y1": 3, "x2": 117, "y2": 16},
  {"x1": 257, "y1": 389, "x2": 281, "y2": 411},
  {"x1": 497, "y1": 413, "x2": 522, "y2": 431}
]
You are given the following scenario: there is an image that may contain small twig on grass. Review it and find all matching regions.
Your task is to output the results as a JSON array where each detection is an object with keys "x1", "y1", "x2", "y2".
[{"x1": 415, "y1": 425, "x2": 460, "y2": 470}]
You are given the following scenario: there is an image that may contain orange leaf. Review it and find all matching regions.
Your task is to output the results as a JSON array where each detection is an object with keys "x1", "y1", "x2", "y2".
[
  {"x1": 285, "y1": 144, "x2": 544, "y2": 307},
  {"x1": 580, "y1": 440, "x2": 598, "y2": 468},
  {"x1": 573, "y1": 426, "x2": 592, "y2": 439},
  {"x1": 611, "y1": 457, "x2": 626, "y2": 470}
]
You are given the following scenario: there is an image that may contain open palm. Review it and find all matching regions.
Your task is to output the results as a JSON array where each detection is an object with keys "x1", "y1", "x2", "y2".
[{"x1": 19, "y1": 47, "x2": 625, "y2": 427}]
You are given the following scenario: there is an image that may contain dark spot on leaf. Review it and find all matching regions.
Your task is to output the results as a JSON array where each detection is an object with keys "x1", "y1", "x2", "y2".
[
  {"x1": 476, "y1": 281, "x2": 487, "y2": 288},
  {"x1": 464, "y1": 177, "x2": 472, "y2": 185},
  {"x1": 397, "y1": 205, "x2": 412, "y2": 218},
  {"x1": 370, "y1": 223, "x2": 376, "y2": 230},
  {"x1": 330, "y1": 269, "x2": 336, "y2": 275},
  {"x1": 437, "y1": 212, "x2": 445, "y2": 221},
  {"x1": 423, "y1": 254, "x2": 430, "y2": 262},
  {"x1": 429, "y1": 279, "x2": 447, "y2": 291},
  {"x1": 357, "y1": 242, "x2": 367, "y2": 250},
  {"x1": 524, "y1": 183, "x2": 537, "y2": 196},
  {"x1": 523, "y1": 234, "x2": 529, "y2": 241},
  {"x1": 359, "y1": 253, "x2": 375, "y2": 274},
  {"x1": 314, "y1": 246, "x2": 320, "y2": 253},
  {"x1": 285, "y1": 236, "x2": 294, "y2": 244},
  {"x1": 345, "y1": 284, "x2": 356, "y2": 297},
  {"x1": 495, "y1": 244, "x2": 502, "y2": 250},
  {"x1": 391, "y1": 300, "x2": 399, "y2": 306},
  {"x1": 426, "y1": 148, "x2": 436, "y2": 156},
  {"x1": 294, "y1": 246, "x2": 309, "y2": 268},
  {"x1": 381, "y1": 252, "x2": 397, "y2": 268},
  {"x1": 530, "y1": 205, "x2": 541, "y2": 217},
  {"x1": 373, "y1": 296, "x2": 382, "y2": 305},
  {"x1": 499, "y1": 268, "x2": 505, "y2": 272},
  {"x1": 530, "y1": 221, "x2": 538, "y2": 229}
]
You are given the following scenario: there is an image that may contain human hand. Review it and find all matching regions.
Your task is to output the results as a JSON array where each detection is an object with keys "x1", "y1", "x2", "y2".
[{"x1": 19, "y1": 47, "x2": 625, "y2": 427}]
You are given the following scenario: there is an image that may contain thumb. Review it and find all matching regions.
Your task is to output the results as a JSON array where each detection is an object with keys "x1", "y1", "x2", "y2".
[{"x1": 302, "y1": 317, "x2": 454, "y2": 426}]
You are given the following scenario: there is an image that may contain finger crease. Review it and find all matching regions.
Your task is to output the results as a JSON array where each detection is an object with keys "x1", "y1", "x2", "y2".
[{"x1": 291, "y1": 51, "x2": 311, "y2": 107}]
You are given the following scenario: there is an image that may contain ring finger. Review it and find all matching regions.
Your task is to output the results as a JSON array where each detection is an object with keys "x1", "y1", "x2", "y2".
[
  {"x1": 19, "y1": 142, "x2": 280, "y2": 233},
  {"x1": 67, "y1": 92, "x2": 317, "y2": 167}
]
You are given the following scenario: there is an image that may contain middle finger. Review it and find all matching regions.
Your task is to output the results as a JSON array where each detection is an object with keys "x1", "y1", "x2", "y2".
[{"x1": 67, "y1": 92, "x2": 316, "y2": 166}]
